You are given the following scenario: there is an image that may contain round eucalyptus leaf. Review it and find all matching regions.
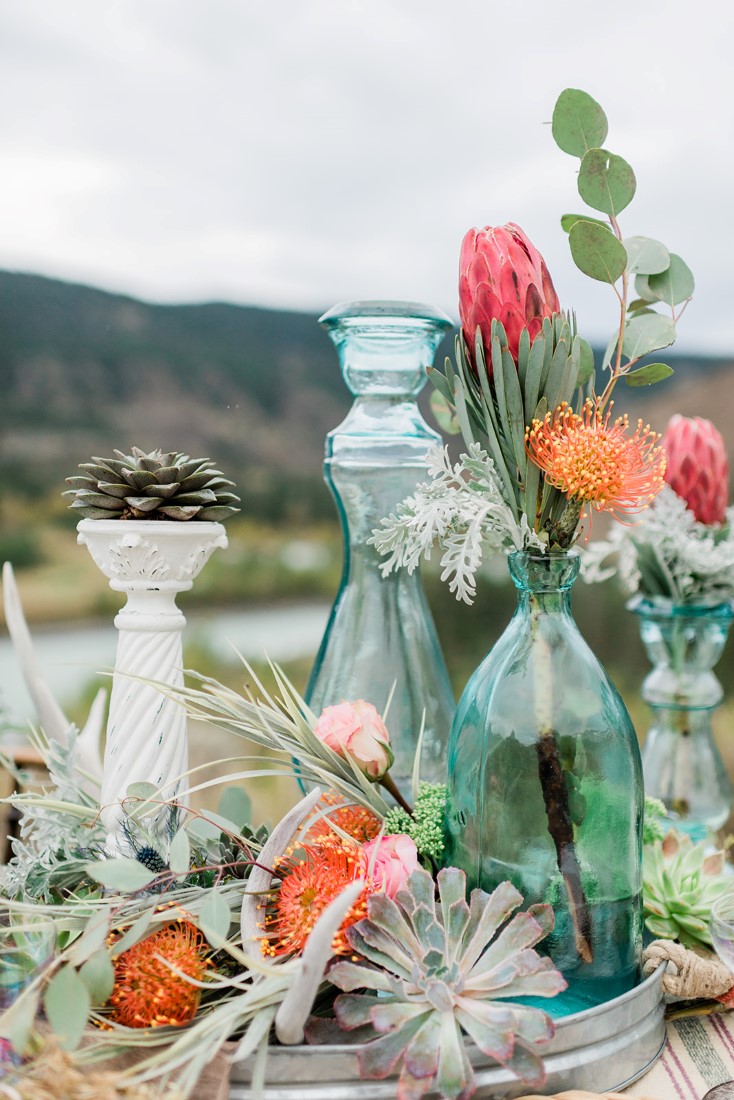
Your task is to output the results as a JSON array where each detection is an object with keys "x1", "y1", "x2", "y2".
[
  {"x1": 622, "y1": 313, "x2": 676, "y2": 360},
  {"x1": 79, "y1": 950, "x2": 116, "y2": 1005},
  {"x1": 218, "y1": 786, "x2": 252, "y2": 830},
  {"x1": 85, "y1": 857, "x2": 156, "y2": 892},
  {"x1": 560, "y1": 212, "x2": 611, "y2": 234},
  {"x1": 625, "y1": 362, "x2": 675, "y2": 387},
  {"x1": 624, "y1": 236, "x2": 670, "y2": 276},
  {"x1": 552, "y1": 88, "x2": 608, "y2": 157},
  {"x1": 44, "y1": 966, "x2": 90, "y2": 1051},
  {"x1": 569, "y1": 220, "x2": 627, "y2": 284},
  {"x1": 634, "y1": 273, "x2": 658, "y2": 302},
  {"x1": 199, "y1": 888, "x2": 232, "y2": 945},
  {"x1": 647, "y1": 254, "x2": 695, "y2": 306},
  {"x1": 168, "y1": 828, "x2": 191, "y2": 876},
  {"x1": 627, "y1": 298, "x2": 656, "y2": 313},
  {"x1": 578, "y1": 149, "x2": 636, "y2": 216},
  {"x1": 126, "y1": 781, "x2": 157, "y2": 800}
]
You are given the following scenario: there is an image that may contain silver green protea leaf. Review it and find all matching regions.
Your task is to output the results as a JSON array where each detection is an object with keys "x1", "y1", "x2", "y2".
[
  {"x1": 64, "y1": 447, "x2": 240, "y2": 522},
  {"x1": 327, "y1": 867, "x2": 565, "y2": 1100},
  {"x1": 644, "y1": 830, "x2": 734, "y2": 950}
]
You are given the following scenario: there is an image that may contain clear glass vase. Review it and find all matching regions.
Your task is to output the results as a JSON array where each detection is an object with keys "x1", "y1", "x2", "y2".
[
  {"x1": 445, "y1": 550, "x2": 643, "y2": 1013},
  {"x1": 305, "y1": 301, "x2": 456, "y2": 792},
  {"x1": 632, "y1": 596, "x2": 734, "y2": 842}
]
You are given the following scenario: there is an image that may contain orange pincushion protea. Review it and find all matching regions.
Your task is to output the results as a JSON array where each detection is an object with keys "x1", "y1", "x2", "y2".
[
  {"x1": 108, "y1": 921, "x2": 209, "y2": 1028},
  {"x1": 305, "y1": 790, "x2": 382, "y2": 845},
  {"x1": 526, "y1": 399, "x2": 666, "y2": 519},
  {"x1": 263, "y1": 839, "x2": 371, "y2": 958}
]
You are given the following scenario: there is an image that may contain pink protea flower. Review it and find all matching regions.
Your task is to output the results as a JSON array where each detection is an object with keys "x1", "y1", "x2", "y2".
[
  {"x1": 313, "y1": 700, "x2": 393, "y2": 781},
  {"x1": 661, "y1": 415, "x2": 729, "y2": 526},
  {"x1": 360, "y1": 834, "x2": 419, "y2": 898},
  {"x1": 459, "y1": 222, "x2": 560, "y2": 367}
]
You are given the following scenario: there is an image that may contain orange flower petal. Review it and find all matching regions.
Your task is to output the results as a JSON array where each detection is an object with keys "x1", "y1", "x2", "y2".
[{"x1": 526, "y1": 400, "x2": 666, "y2": 520}]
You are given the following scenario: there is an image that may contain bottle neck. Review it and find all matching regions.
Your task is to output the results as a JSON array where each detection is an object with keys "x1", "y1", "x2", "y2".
[
  {"x1": 509, "y1": 550, "x2": 579, "y2": 616},
  {"x1": 635, "y1": 599, "x2": 732, "y2": 709},
  {"x1": 326, "y1": 395, "x2": 440, "y2": 469}
]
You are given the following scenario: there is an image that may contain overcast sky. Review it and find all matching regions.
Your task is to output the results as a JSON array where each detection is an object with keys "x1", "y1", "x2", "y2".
[{"x1": 1, "y1": 1, "x2": 732, "y2": 352}]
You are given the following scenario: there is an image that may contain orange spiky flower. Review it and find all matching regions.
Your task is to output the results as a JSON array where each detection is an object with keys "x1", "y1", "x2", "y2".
[
  {"x1": 306, "y1": 790, "x2": 382, "y2": 845},
  {"x1": 108, "y1": 921, "x2": 209, "y2": 1028},
  {"x1": 526, "y1": 399, "x2": 666, "y2": 520},
  {"x1": 263, "y1": 839, "x2": 371, "y2": 958}
]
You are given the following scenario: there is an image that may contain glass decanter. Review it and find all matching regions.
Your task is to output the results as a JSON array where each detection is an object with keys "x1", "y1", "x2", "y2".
[
  {"x1": 632, "y1": 596, "x2": 734, "y2": 842},
  {"x1": 305, "y1": 300, "x2": 456, "y2": 792},
  {"x1": 445, "y1": 550, "x2": 643, "y2": 1013}
]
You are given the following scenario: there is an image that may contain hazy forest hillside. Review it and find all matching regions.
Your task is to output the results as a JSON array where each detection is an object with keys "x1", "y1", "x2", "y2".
[{"x1": 1, "y1": 270, "x2": 733, "y2": 522}]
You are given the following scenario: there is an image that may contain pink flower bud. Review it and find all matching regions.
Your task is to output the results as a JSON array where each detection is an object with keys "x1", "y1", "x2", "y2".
[
  {"x1": 459, "y1": 222, "x2": 560, "y2": 368},
  {"x1": 661, "y1": 415, "x2": 729, "y2": 525},
  {"x1": 360, "y1": 834, "x2": 419, "y2": 897},
  {"x1": 313, "y1": 700, "x2": 393, "y2": 781}
]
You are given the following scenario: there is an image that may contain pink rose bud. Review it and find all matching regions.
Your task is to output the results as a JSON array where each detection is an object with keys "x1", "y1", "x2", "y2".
[
  {"x1": 459, "y1": 222, "x2": 560, "y2": 368},
  {"x1": 360, "y1": 834, "x2": 419, "y2": 898},
  {"x1": 313, "y1": 700, "x2": 394, "y2": 781},
  {"x1": 661, "y1": 415, "x2": 729, "y2": 526}
]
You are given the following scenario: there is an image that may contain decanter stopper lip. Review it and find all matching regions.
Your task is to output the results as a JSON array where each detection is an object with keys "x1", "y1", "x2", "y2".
[{"x1": 318, "y1": 300, "x2": 453, "y2": 328}]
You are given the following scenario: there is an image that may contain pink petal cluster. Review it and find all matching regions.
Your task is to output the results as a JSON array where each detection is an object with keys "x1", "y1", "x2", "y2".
[
  {"x1": 661, "y1": 415, "x2": 729, "y2": 526},
  {"x1": 459, "y1": 222, "x2": 560, "y2": 367},
  {"x1": 313, "y1": 700, "x2": 393, "y2": 781},
  {"x1": 360, "y1": 834, "x2": 419, "y2": 898}
]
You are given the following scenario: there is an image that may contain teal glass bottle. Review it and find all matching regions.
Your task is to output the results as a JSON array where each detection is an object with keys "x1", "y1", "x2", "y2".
[
  {"x1": 445, "y1": 550, "x2": 643, "y2": 1013},
  {"x1": 305, "y1": 301, "x2": 456, "y2": 793},
  {"x1": 633, "y1": 596, "x2": 734, "y2": 842}
]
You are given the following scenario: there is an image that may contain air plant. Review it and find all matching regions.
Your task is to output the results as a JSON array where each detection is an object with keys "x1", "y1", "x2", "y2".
[{"x1": 326, "y1": 867, "x2": 566, "y2": 1100}]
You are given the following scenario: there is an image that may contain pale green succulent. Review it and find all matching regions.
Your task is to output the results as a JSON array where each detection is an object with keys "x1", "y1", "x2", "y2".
[
  {"x1": 328, "y1": 867, "x2": 565, "y2": 1100},
  {"x1": 64, "y1": 447, "x2": 240, "y2": 521},
  {"x1": 643, "y1": 831, "x2": 734, "y2": 949}
]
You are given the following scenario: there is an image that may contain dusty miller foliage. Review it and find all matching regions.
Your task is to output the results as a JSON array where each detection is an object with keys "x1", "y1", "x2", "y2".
[
  {"x1": 369, "y1": 444, "x2": 543, "y2": 604},
  {"x1": 2, "y1": 730, "x2": 104, "y2": 900},
  {"x1": 582, "y1": 486, "x2": 734, "y2": 605}
]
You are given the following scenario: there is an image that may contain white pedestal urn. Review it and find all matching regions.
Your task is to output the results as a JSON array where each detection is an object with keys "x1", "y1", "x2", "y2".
[{"x1": 77, "y1": 519, "x2": 228, "y2": 853}]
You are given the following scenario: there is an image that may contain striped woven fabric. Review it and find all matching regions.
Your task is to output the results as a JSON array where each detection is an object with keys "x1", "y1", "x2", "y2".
[{"x1": 624, "y1": 1013, "x2": 734, "y2": 1098}]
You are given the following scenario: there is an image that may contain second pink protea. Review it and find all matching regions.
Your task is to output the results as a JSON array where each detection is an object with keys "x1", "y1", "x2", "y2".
[
  {"x1": 662, "y1": 415, "x2": 729, "y2": 526},
  {"x1": 459, "y1": 222, "x2": 560, "y2": 368}
]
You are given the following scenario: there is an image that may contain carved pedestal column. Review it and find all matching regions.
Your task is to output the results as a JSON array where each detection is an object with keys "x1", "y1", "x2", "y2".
[{"x1": 77, "y1": 519, "x2": 228, "y2": 853}]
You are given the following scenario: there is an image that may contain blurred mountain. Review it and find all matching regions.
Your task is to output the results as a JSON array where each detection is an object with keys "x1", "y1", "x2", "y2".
[
  {"x1": 0, "y1": 270, "x2": 732, "y2": 520},
  {"x1": 0, "y1": 271, "x2": 351, "y2": 521}
]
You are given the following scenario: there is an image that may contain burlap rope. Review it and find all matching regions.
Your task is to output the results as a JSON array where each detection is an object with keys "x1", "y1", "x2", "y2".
[{"x1": 642, "y1": 939, "x2": 734, "y2": 999}]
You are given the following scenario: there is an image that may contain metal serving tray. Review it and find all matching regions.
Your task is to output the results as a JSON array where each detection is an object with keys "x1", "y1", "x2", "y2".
[{"x1": 230, "y1": 963, "x2": 666, "y2": 1099}]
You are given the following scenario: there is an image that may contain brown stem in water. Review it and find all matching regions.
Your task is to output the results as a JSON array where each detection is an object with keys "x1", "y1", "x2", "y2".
[
  {"x1": 536, "y1": 732, "x2": 593, "y2": 964},
  {"x1": 532, "y1": 608, "x2": 593, "y2": 965}
]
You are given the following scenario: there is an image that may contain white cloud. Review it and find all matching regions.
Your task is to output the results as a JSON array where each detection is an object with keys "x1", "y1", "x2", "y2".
[{"x1": 0, "y1": 0, "x2": 732, "y2": 350}]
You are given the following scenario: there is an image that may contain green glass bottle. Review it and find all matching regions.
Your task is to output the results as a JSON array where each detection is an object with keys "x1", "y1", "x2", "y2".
[
  {"x1": 306, "y1": 301, "x2": 456, "y2": 793},
  {"x1": 633, "y1": 596, "x2": 734, "y2": 843},
  {"x1": 445, "y1": 550, "x2": 643, "y2": 1014}
]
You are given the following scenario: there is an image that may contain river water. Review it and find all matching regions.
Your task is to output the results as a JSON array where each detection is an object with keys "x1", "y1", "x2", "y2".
[{"x1": 0, "y1": 602, "x2": 330, "y2": 724}]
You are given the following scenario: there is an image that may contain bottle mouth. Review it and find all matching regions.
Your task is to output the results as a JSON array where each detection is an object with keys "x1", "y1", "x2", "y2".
[
  {"x1": 507, "y1": 548, "x2": 581, "y2": 593},
  {"x1": 319, "y1": 300, "x2": 453, "y2": 329},
  {"x1": 628, "y1": 594, "x2": 734, "y2": 621}
]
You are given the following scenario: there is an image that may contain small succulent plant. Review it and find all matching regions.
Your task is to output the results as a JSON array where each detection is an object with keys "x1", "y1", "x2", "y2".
[
  {"x1": 327, "y1": 867, "x2": 565, "y2": 1100},
  {"x1": 64, "y1": 447, "x2": 240, "y2": 521},
  {"x1": 644, "y1": 830, "x2": 734, "y2": 949}
]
